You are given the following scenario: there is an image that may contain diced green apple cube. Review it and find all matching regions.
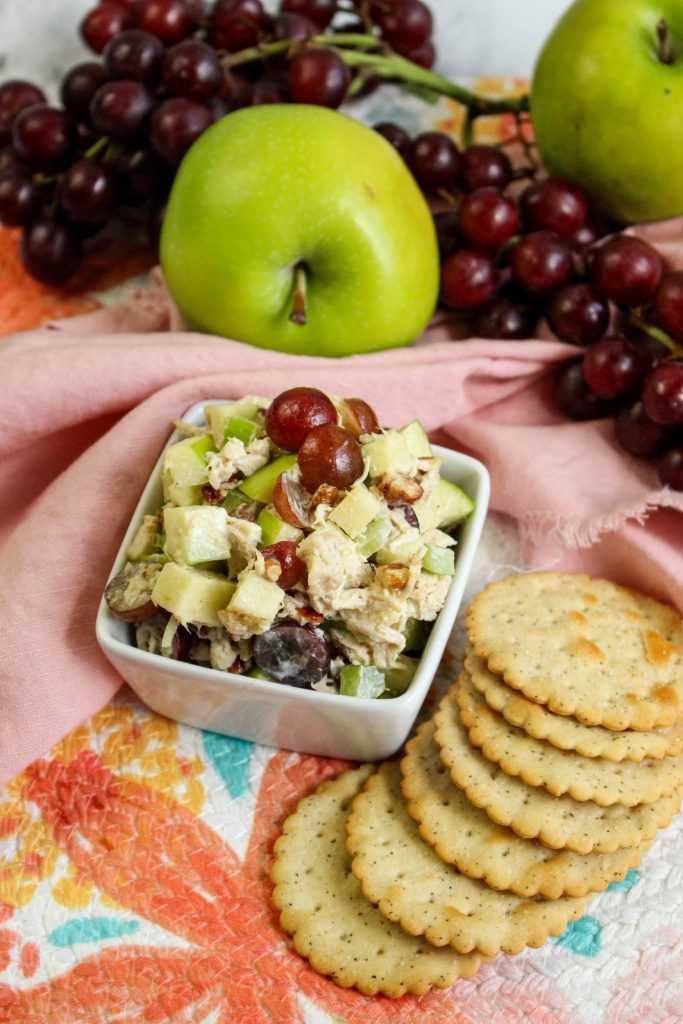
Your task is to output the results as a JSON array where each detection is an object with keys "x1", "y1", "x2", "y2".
[
  {"x1": 399, "y1": 419, "x2": 432, "y2": 458},
  {"x1": 126, "y1": 514, "x2": 159, "y2": 561},
  {"x1": 204, "y1": 399, "x2": 264, "y2": 448},
  {"x1": 414, "y1": 478, "x2": 475, "y2": 532},
  {"x1": 383, "y1": 655, "x2": 418, "y2": 695},
  {"x1": 218, "y1": 489, "x2": 250, "y2": 513},
  {"x1": 163, "y1": 506, "x2": 231, "y2": 565},
  {"x1": 163, "y1": 434, "x2": 216, "y2": 490},
  {"x1": 226, "y1": 571, "x2": 283, "y2": 622},
  {"x1": 329, "y1": 485, "x2": 382, "y2": 539},
  {"x1": 375, "y1": 534, "x2": 425, "y2": 566},
  {"x1": 162, "y1": 468, "x2": 203, "y2": 507},
  {"x1": 152, "y1": 563, "x2": 235, "y2": 626},
  {"x1": 355, "y1": 517, "x2": 392, "y2": 558},
  {"x1": 257, "y1": 506, "x2": 303, "y2": 545},
  {"x1": 403, "y1": 617, "x2": 431, "y2": 652},
  {"x1": 363, "y1": 430, "x2": 417, "y2": 478},
  {"x1": 224, "y1": 416, "x2": 261, "y2": 446},
  {"x1": 240, "y1": 453, "x2": 297, "y2": 503},
  {"x1": 339, "y1": 664, "x2": 386, "y2": 698},
  {"x1": 422, "y1": 545, "x2": 455, "y2": 575}
]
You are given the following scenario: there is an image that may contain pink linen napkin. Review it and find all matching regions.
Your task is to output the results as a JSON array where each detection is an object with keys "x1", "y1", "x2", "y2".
[{"x1": 1, "y1": 248, "x2": 682, "y2": 787}]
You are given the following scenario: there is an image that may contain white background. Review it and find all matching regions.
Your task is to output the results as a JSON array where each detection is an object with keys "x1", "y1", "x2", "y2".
[{"x1": 0, "y1": 0, "x2": 574, "y2": 93}]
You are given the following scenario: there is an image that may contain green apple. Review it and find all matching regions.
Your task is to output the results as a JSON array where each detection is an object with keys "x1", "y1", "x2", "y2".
[
  {"x1": 532, "y1": 0, "x2": 683, "y2": 223},
  {"x1": 160, "y1": 105, "x2": 439, "y2": 357}
]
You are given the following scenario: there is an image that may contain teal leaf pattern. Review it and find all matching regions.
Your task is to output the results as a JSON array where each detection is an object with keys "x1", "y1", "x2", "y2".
[
  {"x1": 202, "y1": 731, "x2": 253, "y2": 799},
  {"x1": 49, "y1": 917, "x2": 139, "y2": 948},
  {"x1": 607, "y1": 869, "x2": 640, "y2": 892},
  {"x1": 553, "y1": 915, "x2": 602, "y2": 957}
]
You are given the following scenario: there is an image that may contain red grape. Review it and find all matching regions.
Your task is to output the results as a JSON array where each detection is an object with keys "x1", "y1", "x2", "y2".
[
  {"x1": 248, "y1": 81, "x2": 288, "y2": 105},
  {"x1": 591, "y1": 235, "x2": 664, "y2": 306},
  {"x1": 161, "y1": 40, "x2": 224, "y2": 100},
  {"x1": 211, "y1": 0, "x2": 265, "y2": 51},
  {"x1": 0, "y1": 146, "x2": 29, "y2": 175},
  {"x1": 103, "y1": 29, "x2": 164, "y2": 85},
  {"x1": 408, "y1": 131, "x2": 460, "y2": 191},
  {"x1": 149, "y1": 97, "x2": 213, "y2": 164},
  {"x1": 510, "y1": 231, "x2": 573, "y2": 294},
  {"x1": 642, "y1": 361, "x2": 683, "y2": 426},
  {"x1": 252, "y1": 622, "x2": 332, "y2": 686},
  {"x1": 0, "y1": 172, "x2": 41, "y2": 226},
  {"x1": 653, "y1": 272, "x2": 683, "y2": 341},
  {"x1": 60, "y1": 63, "x2": 106, "y2": 121},
  {"x1": 457, "y1": 186, "x2": 519, "y2": 250},
  {"x1": 288, "y1": 49, "x2": 351, "y2": 108},
  {"x1": 20, "y1": 215, "x2": 82, "y2": 284},
  {"x1": 473, "y1": 297, "x2": 534, "y2": 340},
  {"x1": 57, "y1": 158, "x2": 119, "y2": 226},
  {"x1": 340, "y1": 397, "x2": 379, "y2": 438},
  {"x1": 0, "y1": 80, "x2": 47, "y2": 146},
  {"x1": 403, "y1": 40, "x2": 435, "y2": 67},
  {"x1": 266, "y1": 387, "x2": 337, "y2": 451},
  {"x1": 134, "y1": 0, "x2": 196, "y2": 43},
  {"x1": 553, "y1": 359, "x2": 613, "y2": 421},
  {"x1": 656, "y1": 446, "x2": 683, "y2": 490},
  {"x1": 272, "y1": 12, "x2": 317, "y2": 41},
  {"x1": 433, "y1": 210, "x2": 461, "y2": 262},
  {"x1": 90, "y1": 80, "x2": 154, "y2": 140},
  {"x1": 583, "y1": 336, "x2": 643, "y2": 400},
  {"x1": 261, "y1": 541, "x2": 306, "y2": 590},
  {"x1": 546, "y1": 283, "x2": 610, "y2": 346},
  {"x1": 520, "y1": 177, "x2": 589, "y2": 238},
  {"x1": 374, "y1": 0, "x2": 432, "y2": 51},
  {"x1": 374, "y1": 121, "x2": 411, "y2": 160},
  {"x1": 298, "y1": 423, "x2": 364, "y2": 491},
  {"x1": 80, "y1": 3, "x2": 134, "y2": 54},
  {"x1": 281, "y1": 0, "x2": 336, "y2": 31},
  {"x1": 273, "y1": 471, "x2": 311, "y2": 528},
  {"x1": 108, "y1": 144, "x2": 170, "y2": 201},
  {"x1": 570, "y1": 218, "x2": 603, "y2": 250},
  {"x1": 440, "y1": 250, "x2": 498, "y2": 310},
  {"x1": 12, "y1": 105, "x2": 76, "y2": 172},
  {"x1": 459, "y1": 144, "x2": 512, "y2": 192},
  {"x1": 615, "y1": 399, "x2": 668, "y2": 458}
]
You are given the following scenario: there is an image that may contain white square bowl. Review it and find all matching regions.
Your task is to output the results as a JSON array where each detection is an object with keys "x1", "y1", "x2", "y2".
[{"x1": 96, "y1": 399, "x2": 490, "y2": 761}]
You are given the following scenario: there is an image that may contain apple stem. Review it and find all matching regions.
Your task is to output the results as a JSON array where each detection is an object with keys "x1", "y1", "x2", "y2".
[
  {"x1": 289, "y1": 264, "x2": 308, "y2": 326},
  {"x1": 657, "y1": 19, "x2": 674, "y2": 64}
]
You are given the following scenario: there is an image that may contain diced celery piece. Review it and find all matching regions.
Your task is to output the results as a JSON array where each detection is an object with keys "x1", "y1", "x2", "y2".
[
  {"x1": 163, "y1": 434, "x2": 216, "y2": 488},
  {"x1": 249, "y1": 667, "x2": 272, "y2": 681},
  {"x1": 152, "y1": 563, "x2": 235, "y2": 626},
  {"x1": 224, "y1": 416, "x2": 261, "y2": 446},
  {"x1": 363, "y1": 430, "x2": 417, "y2": 478},
  {"x1": 384, "y1": 655, "x2": 418, "y2": 695},
  {"x1": 164, "y1": 506, "x2": 231, "y2": 565},
  {"x1": 422, "y1": 545, "x2": 456, "y2": 575},
  {"x1": 240, "y1": 454, "x2": 297, "y2": 503},
  {"x1": 399, "y1": 419, "x2": 432, "y2": 458},
  {"x1": 339, "y1": 664, "x2": 386, "y2": 699},
  {"x1": 257, "y1": 506, "x2": 303, "y2": 546},
  {"x1": 403, "y1": 617, "x2": 431, "y2": 652},
  {"x1": 356, "y1": 517, "x2": 392, "y2": 558},
  {"x1": 329, "y1": 485, "x2": 382, "y2": 539}
]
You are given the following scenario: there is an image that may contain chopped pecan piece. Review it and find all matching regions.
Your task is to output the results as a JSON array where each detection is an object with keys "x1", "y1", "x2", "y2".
[
  {"x1": 311, "y1": 483, "x2": 340, "y2": 511},
  {"x1": 376, "y1": 563, "x2": 411, "y2": 591},
  {"x1": 379, "y1": 473, "x2": 423, "y2": 505}
]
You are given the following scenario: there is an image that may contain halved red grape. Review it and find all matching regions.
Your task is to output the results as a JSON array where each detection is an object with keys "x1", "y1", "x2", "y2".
[
  {"x1": 656, "y1": 446, "x2": 683, "y2": 490},
  {"x1": 252, "y1": 622, "x2": 332, "y2": 686},
  {"x1": 273, "y1": 471, "x2": 312, "y2": 528},
  {"x1": 149, "y1": 97, "x2": 213, "y2": 164},
  {"x1": 457, "y1": 186, "x2": 519, "y2": 250},
  {"x1": 615, "y1": 399, "x2": 668, "y2": 458},
  {"x1": 80, "y1": 3, "x2": 134, "y2": 54},
  {"x1": 340, "y1": 397, "x2": 379, "y2": 438},
  {"x1": 520, "y1": 178, "x2": 589, "y2": 239},
  {"x1": 162, "y1": 39, "x2": 224, "y2": 100},
  {"x1": 510, "y1": 231, "x2": 573, "y2": 294},
  {"x1": 134, "y1": 0, "x2": 196, "y2": 43},
  {"x1": 440, "y1": 250, "x2": 498, "y2": 310},
  {"x1": 553, "y1": 359, "x2": 613, "y2": 421},
  {"x1": 103, "y1": 28, "x2": 164, "y2": 85},
  {"x1": 642, "y1": 361, "x2": 683, "y2": 426},
  {"x1": 546, "y1": 283, "x2": 610, "y2": 346},
  {"x1": 458, "y1": 144, "x2": 512, "y2": 192},
  {"x1": 583, "y1": 336, "x2": 643, "y2": 400},
  {"x1": 288, "y1": 49, "x2": 351, "y2": 108},
  {"x1": 591, "y1": 236, "x2": 663, "y2": 306},
  {"x1": 654, "y1": 272, "x2": 683, "y2": 342},
  {"x1": 57, "y1": 158, "x2": 119, "y2": 226},
  {"x1": 0, "y1": 80, "x2": 47, "y2": 146},
  {"x1": 266, "y1": 387, "x2": 337, "y2": 451},
  {"x1": 261, "y1": 541, "x2": 306, "y2": 590},
  {"x1": 297, "y1": 424, "x2": 364, "y2": 492},
  {"x1": 281, "y1": 0, "x2": 336, "y2": 31},
  {"x1": 12, "y1": 105, "x2": 76, "y2": 172},
  {"x1": 408, "y1": 131, "x2": 460, "y2": 191}
]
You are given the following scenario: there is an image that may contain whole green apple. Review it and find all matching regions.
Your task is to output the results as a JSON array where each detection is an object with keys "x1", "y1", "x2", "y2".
[
  {"x1": 160, "y1": 105, "x2": 439, "y2": 356},
  {"x1": 532, "y1": 0, "x2": 683, "y2": 223}
]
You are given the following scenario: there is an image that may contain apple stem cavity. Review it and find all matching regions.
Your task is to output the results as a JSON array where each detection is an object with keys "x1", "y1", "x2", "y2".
[
  {"x1": 289, "y1": 264, "x2": 309, "y2": 327},
  {"x1": 657, "y1": 19, "x2": 675, "y2": 64}
]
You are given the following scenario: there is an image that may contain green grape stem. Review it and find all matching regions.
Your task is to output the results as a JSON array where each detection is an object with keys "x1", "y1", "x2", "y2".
[
  {"x1": 224, "y1": 34, "x2": 530, "y2": 118},
  {"x1": 628, "y1": 310, "x2": 683, "y2": 359}
]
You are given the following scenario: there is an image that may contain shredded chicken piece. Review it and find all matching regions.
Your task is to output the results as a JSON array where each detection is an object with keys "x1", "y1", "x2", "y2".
[
  {"x1": 209, "y1": 631, "x2": 239, "y2": 671},
  {"x1": 297, "y1": 525, "x2": 373, "y2": 617},
  {"x1": 135, "y1": 615, "x2": 167, "y2": 654},
  {"x1": 416, "y1": 456, "x2": 443, "y2": 499},
  {"x1": 409, "y1": 571, "x2": 452, "y2": 622},
  {"x1": 206, "y1": 437, "x2": 270, "y2": 491},
  {"x1": 226, "y1": 516, "x2": 261, "y2": 576}
]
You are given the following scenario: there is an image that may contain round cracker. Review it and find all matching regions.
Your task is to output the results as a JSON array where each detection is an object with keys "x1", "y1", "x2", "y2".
[
  {"x1": 466, "y1": 573, "x2": 683, "y2": 730},
  {"x1": 434, "y1": 678, "x2": 682, "y2": 855},
  {"x1": 456, "y1": 670, "x2": 683, "y2": 807},
  {"x1": 347, "y1": 760, "x2": 589, "y2": 958},
  {"x1": 270, "y1": 764, "x2": 480, "y2": 997},
  {"x1": 465, "y1": 646, "x2": 683, "y2": 763},
  {"x1": 401, "y1": 720, "x2": 647, "y2": 899}
]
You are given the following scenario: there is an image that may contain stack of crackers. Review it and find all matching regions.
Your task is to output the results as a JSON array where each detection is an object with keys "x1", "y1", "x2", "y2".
[{"x1": 271, "y1": 573, "x2": 683, "y2": 997}]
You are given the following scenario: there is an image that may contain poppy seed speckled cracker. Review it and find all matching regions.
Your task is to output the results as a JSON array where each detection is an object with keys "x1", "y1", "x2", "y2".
[
  {"x1": 400, "y1": 720, "x2": 648, "y2": 899},
  {"x1": 456, "y1": 671, "x2": 683, "y2": 807},
  {"x1": 465, "y1": 573, "x2": 683, "y2": 731},
  {"x1": 270, "y1": 764, "x2": 481, "y2": 997},
  {"x1": 346, "y1": 760, "x2": 589, "y2": 957},
  {"x1": 434, "y1": 679, "x2": 682, "y2": 855},
  {"x1": 465, "y1": 647, "x2": 683, "y2": 763}
]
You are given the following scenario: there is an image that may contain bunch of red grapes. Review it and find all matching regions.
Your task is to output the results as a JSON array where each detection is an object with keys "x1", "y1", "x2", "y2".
[
  {"x1": 0, "y1": 0, "x2": 434, "y2": 284},
  {"x1": 0, "y1": 0, "x2": 681, "y2": 489}
]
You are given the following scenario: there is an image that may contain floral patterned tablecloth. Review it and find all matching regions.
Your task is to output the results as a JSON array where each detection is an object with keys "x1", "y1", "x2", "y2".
[{"x1": 1, "y1": 83, "x2": 682, "y2": 1024}]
